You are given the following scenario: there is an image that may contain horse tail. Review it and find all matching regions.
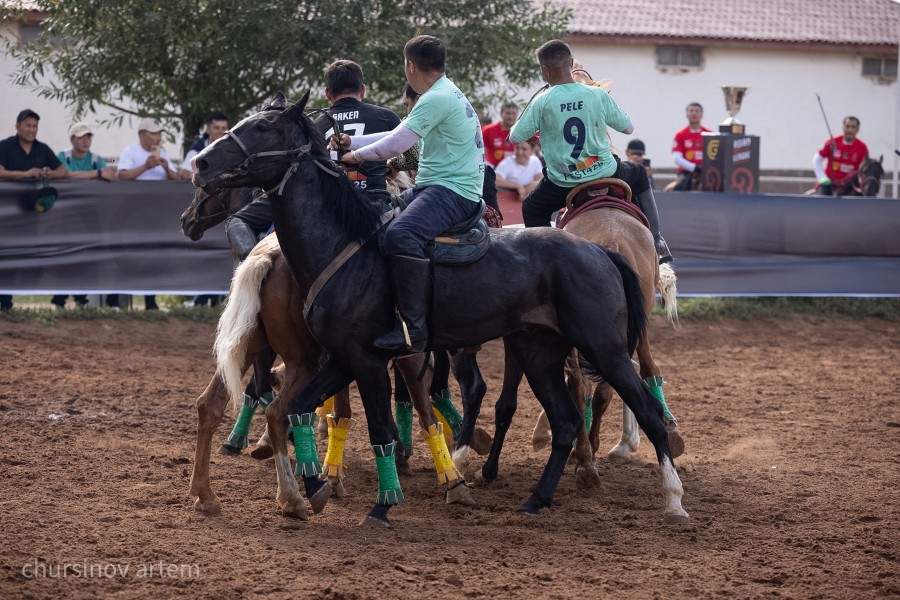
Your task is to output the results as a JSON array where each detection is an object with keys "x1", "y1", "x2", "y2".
[
  {"x1": 605, "y1": 249, "x2": 647, "y2": 356},
  {"x1": 657, "y1": 262, "x2": 678, "y2": 324},
  {"x1": 214, "y1": 246, "x2": 273, "y2": 412}
]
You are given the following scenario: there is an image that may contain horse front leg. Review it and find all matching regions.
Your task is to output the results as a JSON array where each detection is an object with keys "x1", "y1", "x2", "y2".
[
  {"x1": 567, "y1": 352, "x2": 600, "y2": 490},
  {"x1": 321, "y1": 386, "x2": 352, "y2": 498},
  {"x1": 190, "y1": 374, "x2": 230, "y2": 515},
  {"x1": 396, "y1": 353, "x2": 474, "y2": 507},
  {"x1": 354, "y1": 361, "x2": 404, "y2": 528},
  {"x1": 447, "y1": 349, "x2": 490, "y2": 477},
  {"x1": 635, "y1": 334, "x2": 684, "y2": 459}
]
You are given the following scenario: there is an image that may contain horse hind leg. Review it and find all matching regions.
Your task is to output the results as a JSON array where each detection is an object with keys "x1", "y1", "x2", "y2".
[
  {"x1": 477, "y1": 341, "x2": 523, "y2": 486},
  {"x1": 321, "y1": 387, "x2": 352, "y2": 498},
  {"x1": 607, "y1": 360, "x2": 641, "y2": 463},
  {"x1": 190, "y1": 374, "x2": 230, "y2": 515},
  {"x1": 567, "y1": 353, "x2": 601, "y2": 490}
]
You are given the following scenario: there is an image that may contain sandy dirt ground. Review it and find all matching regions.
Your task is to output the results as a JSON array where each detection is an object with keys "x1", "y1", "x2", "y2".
[{"x1": 1, "y1": 315, "x2": 898, "y2": 599}]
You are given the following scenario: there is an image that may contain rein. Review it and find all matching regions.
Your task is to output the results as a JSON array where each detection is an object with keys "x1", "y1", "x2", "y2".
[{"x1": 190, "y1": 189, "x2": 233, "y2": 226}]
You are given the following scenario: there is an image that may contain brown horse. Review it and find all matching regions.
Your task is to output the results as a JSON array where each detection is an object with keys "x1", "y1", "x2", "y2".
[{"x1": 531, "y1": 180, "x2": 682, "y2": 476}]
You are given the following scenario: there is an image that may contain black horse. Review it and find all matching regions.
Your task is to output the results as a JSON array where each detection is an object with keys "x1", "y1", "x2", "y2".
[
  {"x1": 192, "y1": 92, "x2": 688, "y2": 526},
  {"x1": 835, "y1": 156, "x2": 885, "y2": 197}
]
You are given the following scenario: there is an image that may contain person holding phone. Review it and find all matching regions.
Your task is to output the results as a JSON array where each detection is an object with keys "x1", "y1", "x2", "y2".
[
  {"x1": 117, "y1": 118, "x2": 177, "y2": 181},
  {"x1": 625, "y1": 138, "x2": 654, "y2": 189}
]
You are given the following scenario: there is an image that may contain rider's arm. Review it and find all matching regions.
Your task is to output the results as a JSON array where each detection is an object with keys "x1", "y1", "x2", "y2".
[
  {"x1": 812, "y1": 153, "x2": 829, "y2": 182},
  {"x1": 672, "y1": 151, "x2": 696, "y2": 172},
  {"x1": 351, "y1": 125, "x2": 421, "y2": 162},
  {"x1": 348, "y1": 130, "x2": 392, "y2": 149}
]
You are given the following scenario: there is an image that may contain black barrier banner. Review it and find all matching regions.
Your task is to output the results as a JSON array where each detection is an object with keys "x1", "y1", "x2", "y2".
[
  {"x1": 1, "y1": 182, "x2": 899, "y2": 296},
  {"x1": 656, "y1": 191, "x2": 900, "y2": 296},
  {"x1": 0, "y1": 180, "x2": 233, "y2": 294}
]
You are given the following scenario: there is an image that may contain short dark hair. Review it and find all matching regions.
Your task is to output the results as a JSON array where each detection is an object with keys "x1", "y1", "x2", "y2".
[
  {"x1": 500, "y1": 101, "x2": 518, "y2": 112},
  {"x1": 686, "y1": 102, "x2": 703, "y2": 113},
  {"x1": 536, "y1": 40, "x2": 572, "y2": 69},
  {"x1": 324, "y1": 59, "x2": 365, "y2": 96},
  {"x1": 404, "y1": 35, "x2": 446, "y2": 73},
  {"x1": 844, "y1": 116, "x2": 860, "y2": 128},
  {"x1": 206, "y1": 112, "x2": 228, "y2": 125}
]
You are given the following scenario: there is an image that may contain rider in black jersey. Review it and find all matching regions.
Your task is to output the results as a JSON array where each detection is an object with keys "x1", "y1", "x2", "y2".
[{"x1": 224, "y1": 60, "x2": 402, "y2": 261}]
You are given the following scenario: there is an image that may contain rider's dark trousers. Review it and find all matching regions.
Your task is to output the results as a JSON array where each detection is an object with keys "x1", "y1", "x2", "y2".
[
  {"x1": 384, "y1": 185, "x2": 480, "y2": 258},
  {"x1": 522, "y1": 158, "x2": 650, "y2": 227},
  {"x1": 228, "y1": 190, "x2": 274, "y2": 237}
]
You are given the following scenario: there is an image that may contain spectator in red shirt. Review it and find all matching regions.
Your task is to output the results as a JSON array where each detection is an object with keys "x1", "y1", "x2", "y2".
[
  {"x1": 481, "y1": 102, "x2": 518, "y2": 168},
  {"x1": 813, "y1": 116, "x2": 869, "y2": 196},
  {"x1": 671, "y1": 102, "x2": 710, "y2": 191}
]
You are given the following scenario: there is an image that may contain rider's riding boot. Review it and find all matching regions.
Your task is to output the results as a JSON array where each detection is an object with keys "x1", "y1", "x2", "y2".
[
  {"x1": 635, "y1": 188, "x2": 673, "y2": 264},
  {"x1": 226, "y1": 217, "x2": 260, "y2": 262},
  {"x1": 373, "y1": 254, "x2": 430, "y2": 353}
]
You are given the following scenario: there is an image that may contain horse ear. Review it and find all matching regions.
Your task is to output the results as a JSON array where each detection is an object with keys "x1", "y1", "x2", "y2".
[
  {"x1": 271, "y1": 91, "x2": 287, "y2": 109},
  {"x1": 879, "y1": 155, "x2": 883, "y2": 164},
  {"x1": 282, "y1": 91, "x2": 310, "y2": 122}
]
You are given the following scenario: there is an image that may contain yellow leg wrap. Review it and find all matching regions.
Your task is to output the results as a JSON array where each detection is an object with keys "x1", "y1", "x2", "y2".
[
  {"x1": 322, "y1": 415, "x2": 352, "y2": 478},
  {"x1": 421, "y1": 423, "x2": 461, "y2": 485},
  {"x1": 315, "y1": 396, "x2": 336, "y2": 421},
  {"x1": 431, "y1": 407, "x2": 455, "y2": 447}
]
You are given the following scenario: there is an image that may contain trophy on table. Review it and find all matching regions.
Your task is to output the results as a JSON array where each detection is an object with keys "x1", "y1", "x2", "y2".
[{"x1": 719, "y1": 86, "x2": 749, "y2": 135}]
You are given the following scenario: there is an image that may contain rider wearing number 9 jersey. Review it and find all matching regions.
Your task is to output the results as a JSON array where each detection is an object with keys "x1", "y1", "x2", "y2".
[{"x1": 510, "y1": 39, "x2": 672, "y2": 263}]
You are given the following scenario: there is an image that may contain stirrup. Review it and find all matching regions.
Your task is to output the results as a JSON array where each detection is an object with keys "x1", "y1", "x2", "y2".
[{"x1": 656, "y1": 236, "x2": 673, "y2": 264}]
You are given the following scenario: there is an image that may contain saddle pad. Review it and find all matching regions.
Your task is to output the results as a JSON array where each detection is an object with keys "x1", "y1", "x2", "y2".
[{"x1": 557, "y1": 196, "x2": 649, "y2": 231}]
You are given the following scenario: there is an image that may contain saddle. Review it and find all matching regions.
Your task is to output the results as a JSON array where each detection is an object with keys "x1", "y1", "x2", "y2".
[
  {"x1": 556, "y1": 178, "x2": 649, "y2": 230},
  {"x1": 381, "y1": 197, "x2": 491, "y2": 266}
]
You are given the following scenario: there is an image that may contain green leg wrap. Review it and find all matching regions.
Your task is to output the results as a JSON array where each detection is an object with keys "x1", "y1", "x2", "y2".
[
  {"x1": 225, "y1": 394, "x2": 260, "y2": 449},
  {"x1": 289, "y1": 413, "x2": 322, "y2": 477},
  {"x1": 258, "y1": 390, "x2": 276, "y2": 408},
  {"x1": 373, "y1": 441, "x2": 404, "y2": 506},
  {"x1": 584, "y1": 395, "x2": 593, "y2": 432},
  {"x1": 646, "y1": 375, "x2": 675, "y2": 422},
  {"x1": 431, "y1": 388, "x2": 462, "y2": 440},
  {"x1": 395, "y1": 401, "x2": 414, "y2": 457}
]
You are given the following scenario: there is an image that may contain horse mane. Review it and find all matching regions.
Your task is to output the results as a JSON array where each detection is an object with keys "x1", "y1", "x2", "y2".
[{"x1": 294, "y1": 109, "x2": 383, "y2": 242}]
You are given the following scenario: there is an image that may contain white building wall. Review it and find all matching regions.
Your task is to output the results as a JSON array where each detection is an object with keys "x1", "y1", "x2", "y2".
[
  {"x1": 567, "y1": 41, "x2": 898, "y2": 173},
  {"x1": 1, "y1": 23, "x2": 183, "y2": 162}
]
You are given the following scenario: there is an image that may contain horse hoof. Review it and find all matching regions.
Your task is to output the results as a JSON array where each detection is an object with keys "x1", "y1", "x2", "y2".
[
  {"x1": 249, "y1": 444, "x2": 274, "y2": 460},
  {"x1": 664, "y1": 510, "x2": 691, "y2": 524},
  {"x1": 445, "y1": 481, "x2": 476, "y2": 506},
  {"x1": 308, "y1": 480, "x2": 332, "y2": 514},
  {"x1": 217, "y1": 444, "x2": 242, "y2": 456},
  {"x1": 606, "y1": 444, "x2": 633, "y2": 464},
  {"x1": 666, "y1": 422, "x2": 686, "y2": 459},
  {"x1": 473, "y1": 471, "x2": 495, "y2": 488},
  {"x1": 328, "y1": 476, "x2": 347, "y2": 498},
  {"x1": 517, "y1": 500, "x2": 545, "y2": 517},
  {"x1": 358, "y1": 515, "x2": 392, "y2": 528},
  {"x1": 575, "y1": 464, "x2": 602, "y2": 490},
  {"x1": 193, "y1": 496, "x2": 222, "y2": 516},
  {"x1": 471, "y1": 428, "x2": 493, "y2": 456},
  {"x1": 281, "y1": 499, "x2": 309, "y2": 520}
]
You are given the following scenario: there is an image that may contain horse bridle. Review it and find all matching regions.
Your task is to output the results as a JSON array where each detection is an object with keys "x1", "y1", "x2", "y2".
[
  {"x1": 190, "y1": 189, "x2": 233, "y2": 226},
  {"x1": 218, "y1": 108, "x2": 343, "y2": 195}
]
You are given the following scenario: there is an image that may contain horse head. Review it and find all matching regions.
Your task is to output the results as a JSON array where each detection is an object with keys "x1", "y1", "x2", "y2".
[
  {"x1": 860, "y1": 155, "x2": 884, "y2": 197},
  {"x1": 192, "y1": 91, "x2": 314, "y2": 193},
  {"x1": 179, "y1": 186, "x2": 258, "y2": 241}
]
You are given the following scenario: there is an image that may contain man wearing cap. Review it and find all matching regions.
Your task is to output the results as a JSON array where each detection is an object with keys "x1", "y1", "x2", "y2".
[
  {"x1": 625, "y1": 139, "x2": 654, "y2": 189},
  {"x1": 117, "y1": 118, "x2": 178, "y2": 180},
  {"x1": 56, "y1": 122, "x2": 116, "y2": 181},
  {"x1": 0, "y1": 109, "x2": 68, "y2": 181}
]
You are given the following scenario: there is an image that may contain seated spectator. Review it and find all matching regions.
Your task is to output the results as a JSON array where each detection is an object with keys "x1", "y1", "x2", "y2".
[
  {"x1": 494, "y1": 141, "x2": 543, "y2": 200},
  {"x1": 0, "y1": 109, "x2": 69, "y2": 312},
  {"x1": 625, "y1": 138, "x2": 655, "y2": 189},
  {"x1": 56, "y1": 122, "x2": 116, "y2": 181},
  {"x1": 117, "y1": 118, "x2": 178, "y2": 181},
  {"x1": 0, "y1": 109, "x2": 68, "y2": 182},
  {"x1": 180, "y1": 112, "x2": 228, "y2": 180}
]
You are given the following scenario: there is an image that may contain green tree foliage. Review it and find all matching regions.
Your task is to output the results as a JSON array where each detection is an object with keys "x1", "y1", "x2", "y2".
[{"x1": 1, "y1": 0, "x2": 569, "y2": 150}]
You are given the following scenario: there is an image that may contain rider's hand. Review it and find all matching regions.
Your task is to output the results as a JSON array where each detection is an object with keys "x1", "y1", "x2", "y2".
[
  {"x1": 340, "y1": 151, "x2": 360, "y2": 165},
  {"x1": 330, "y1": 133, "x2": 351, "y2": 152}
]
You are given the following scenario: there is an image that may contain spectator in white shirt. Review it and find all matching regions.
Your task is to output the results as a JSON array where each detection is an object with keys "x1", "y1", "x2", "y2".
[
  {"x1": 495, "y1": 140, "x2": 543, "y2": 200},
  {"x1": 117, "y1": 118, "x2": 178, "y2": 181}
]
